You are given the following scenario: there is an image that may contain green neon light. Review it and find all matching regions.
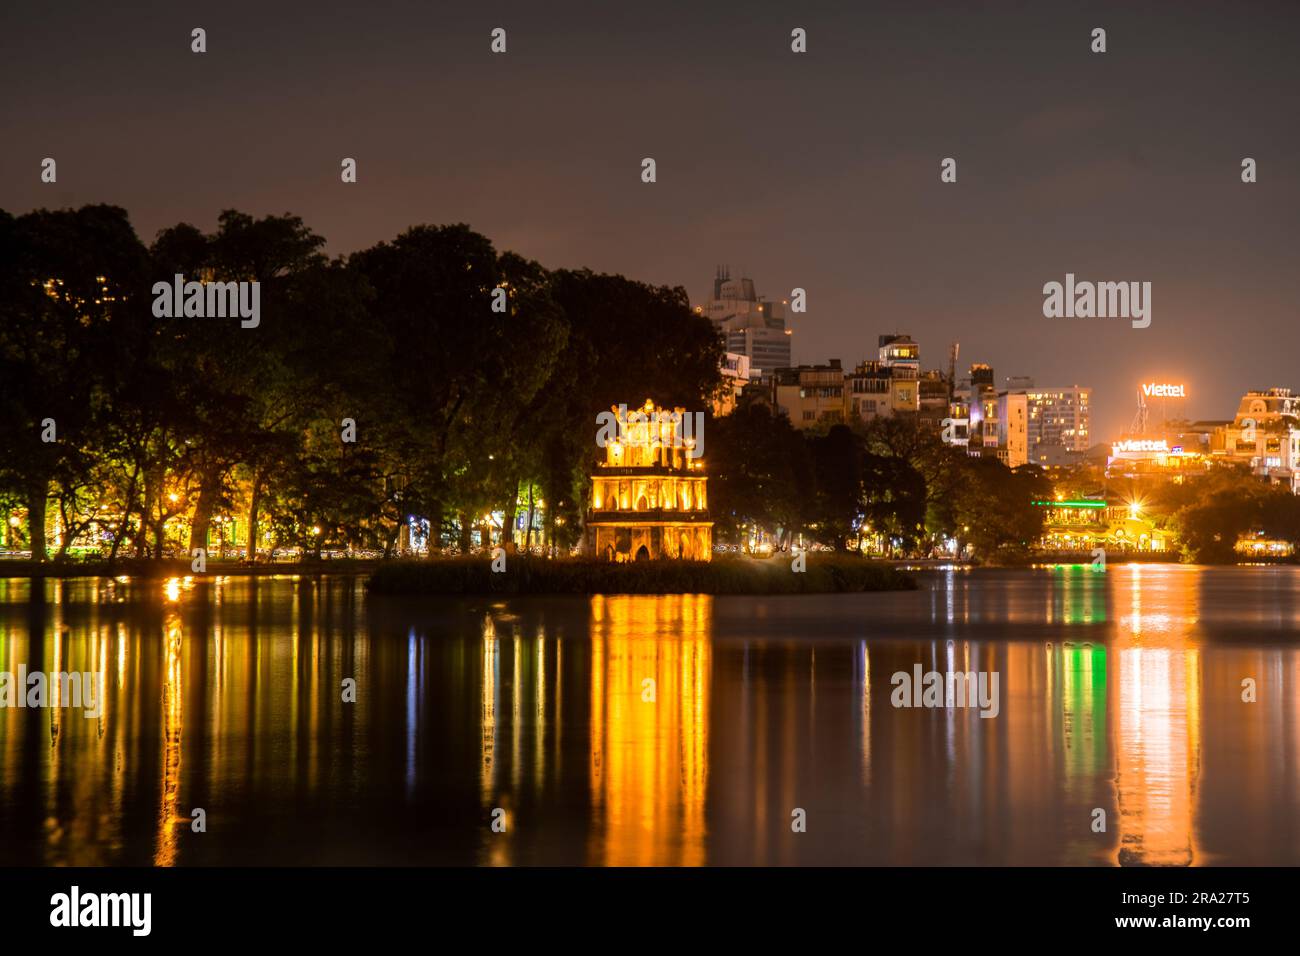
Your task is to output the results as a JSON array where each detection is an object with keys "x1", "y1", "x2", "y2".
[{"x1": 1032, "y1": 500, "x2": 1107, "y2": 509}]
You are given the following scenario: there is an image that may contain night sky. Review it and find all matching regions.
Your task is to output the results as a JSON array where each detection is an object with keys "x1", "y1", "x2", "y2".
[{"x1": 2, "y1": 0, "x2": 1298, "y2": 440}]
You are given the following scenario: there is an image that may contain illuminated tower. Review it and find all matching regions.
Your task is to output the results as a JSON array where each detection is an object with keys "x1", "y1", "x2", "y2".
[{"x1": 587, "y1": 400, "x2": 713, "y2": 561}]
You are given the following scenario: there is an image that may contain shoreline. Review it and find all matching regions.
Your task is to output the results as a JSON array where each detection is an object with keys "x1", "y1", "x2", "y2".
[
  {"x1": 0, "y1": 558, "x2": 383, "y2": 579},
  {"x1": 2, "y1": 554, "x2": 1295, "y2": 585}
]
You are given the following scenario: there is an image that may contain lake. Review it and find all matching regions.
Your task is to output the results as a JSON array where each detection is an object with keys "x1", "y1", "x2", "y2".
[{"x1": 1, "y1": 564, "x2": 1297, "y2": 866}]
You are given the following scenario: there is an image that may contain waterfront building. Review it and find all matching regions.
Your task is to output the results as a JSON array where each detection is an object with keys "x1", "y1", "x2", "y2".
[
  {"x1": 587, "y1": 400, "x2": 713, "y2": 561},
  {"x1": 1033, "y1": 496, "x2": 1172, "y2": 553}
]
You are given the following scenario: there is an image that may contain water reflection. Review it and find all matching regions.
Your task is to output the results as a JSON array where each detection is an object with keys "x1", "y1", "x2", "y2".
[
  {"x1": 1, "y1": 566, "x2": 1299, "y2": 865},
  {"x1": 1112, "y1": 566, "x2": 1201, "y2": 866},
  {"x1": 588, "y1": 595, "x2": 710, "y2": 865}
]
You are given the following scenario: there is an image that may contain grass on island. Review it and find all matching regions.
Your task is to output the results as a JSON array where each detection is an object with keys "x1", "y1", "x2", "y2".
[
  {"x1": 366, "y1": 554, "x2": 916, "y2": 596},
  {"x1": 0, "y1": 557, "x2": 382, "y2": 579}
]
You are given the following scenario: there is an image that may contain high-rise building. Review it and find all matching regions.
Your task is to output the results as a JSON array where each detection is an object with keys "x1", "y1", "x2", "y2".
[
  {"x1": 696, "y1": 268, "x2": 792, "y2": 379},
  {"x1": 997, "y1": 392, "x2": 1029, "y2": 467},
  {"x1": 1006, "y1": 384, "x2": 1092, "y2": 463}
]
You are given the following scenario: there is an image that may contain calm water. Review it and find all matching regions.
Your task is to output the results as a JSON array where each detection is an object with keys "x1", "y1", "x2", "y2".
[{"x1": 1, "y1": 565, "x2": 1298, "y2": 866}]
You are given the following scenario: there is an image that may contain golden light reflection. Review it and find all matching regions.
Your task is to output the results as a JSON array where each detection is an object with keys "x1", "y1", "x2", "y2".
[
  {"x1": 480, "y1": 614, "x2": 499, "y2": 804},
  {"x1": 1112, "y1": 566, "x2": 1202, "y2": 866},
  {"x1": 154, "y1": 613, "x2": 184, "y2": 867},
  {"x1": 588, "y1": 594, "x2": 711, "y2": 865}
]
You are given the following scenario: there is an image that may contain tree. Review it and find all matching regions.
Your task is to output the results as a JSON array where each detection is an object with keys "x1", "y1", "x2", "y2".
[
  {"x1": 708, "y1": 400, "x2": 812, "y2": 550},
  {"x1": 0, "y1": 205, "x2": 149, "y2": 560},
  {"x1": 951, "y1": 458, "x2": 1050, "y2": 559}
]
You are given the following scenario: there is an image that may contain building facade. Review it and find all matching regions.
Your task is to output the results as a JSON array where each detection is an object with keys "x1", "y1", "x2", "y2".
[
  {"x1": 1214, "y1": 388, "x2": 1300, "y2": 492},
  {"x1": 774, "y1": 361, "x2": 846, "y2": 428},
  {"x1": 1009, "y1": 384, "x2": 1092, "y2": 463},
  {"x1": 997, "y1": 392, "x2": 1029, "y2": 467}
]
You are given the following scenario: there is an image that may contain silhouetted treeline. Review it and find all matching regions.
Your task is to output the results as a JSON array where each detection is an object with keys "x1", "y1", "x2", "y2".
[
  {"x1": 0, "y1": 204, "x2": 721, "y2": 560},
  {"x1": 707, "y1": 402, "x2": 1052, "y2": 557}
]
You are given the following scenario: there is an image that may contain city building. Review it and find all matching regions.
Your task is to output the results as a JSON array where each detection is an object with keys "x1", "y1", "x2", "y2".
[
  {"x1": 587, "y1": 400, "x2": 713, "y2": 561},
  {"x1": 877, "y1": 333, "x2": 920, "y2": 370},
  {"x1": 918, "y1": 369, "x2": 950, "y2": 429},
  {"x1": 847, "y1": 360, "x2": 892, "y2": 423},
  {"x1": 1007, "y1": 384, "x2": 1092, "y2": 464},
  {"x1": 697, "y1": 268, "x2": 792, "y2": 379},
  {"x1": 997, "y1": 392, "x2": 1029, "y2": 467},
  {"x1": 967, "y1": 364, "x2": 1000, "y2": 454},
  {"x1": 1213, "y1": 388, "x2": 1300, "y2": 492},
  {"x1": 1033, "y1": 496, "x2": 1172, "y2": 553},
  {"x1": 842, "y1": 336, "x2": 928, "y2": 426},
  {"x1": 713, "y1": 352, "x2": 751, "y2": 416},
  {"x1": 774, "y1": 360, "x2": 846, "y2": 428},
  {"x1": 1106, "y1": 385, "x2": 1210, "y2": 480}
]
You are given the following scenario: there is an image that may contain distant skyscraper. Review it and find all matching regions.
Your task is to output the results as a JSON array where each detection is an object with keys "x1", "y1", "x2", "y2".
[{"x1": 696, "y1": 267, "x2": 792, "y2": 379}]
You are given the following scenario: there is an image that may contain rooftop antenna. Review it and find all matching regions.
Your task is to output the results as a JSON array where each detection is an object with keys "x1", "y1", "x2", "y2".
[
  {"x1": 1130, "y1": 386, "x2": 1149, "y2": 435},
  {"x1": 947, "y1": 341, "x2": 960, "y2": 402}
]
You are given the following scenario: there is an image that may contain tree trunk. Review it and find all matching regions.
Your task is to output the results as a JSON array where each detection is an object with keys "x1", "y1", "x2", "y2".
[
  {"x1": 26, "y1": 482, "x2": 48, "y2": 562},
  {"x1": 188, "y1": 469, "x2": 219, "y2": 556},
  {"x1": 55, "y1": 498, "x2": 72, "y2": 561},
  {"x1": 247, "y1": 470, "x2": 264, "y2": 563},
  {"x1": 458, "y1": 512, "x2": 472, "y2": 553},
  {"x1": 108, "y1": 466, "x2": 139, "y2": 565},
  {"x1": 138, "y1": 473, "x2": 157, "y2": 558},
  {"x1": 501, "y1": 481, "x2": 518, "y2": 552},
  {"x1": 153, "y1": 514, "x2": 166, "y2": 559}
]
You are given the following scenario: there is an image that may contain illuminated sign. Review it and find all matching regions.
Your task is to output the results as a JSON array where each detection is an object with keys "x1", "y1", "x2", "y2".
[
  {"x1": 1142, "y1": 382, "x2": 1185, "y2": 398},
  {"x1": 1112, "y1": 439, "x2": 1169, "y2": 455}
]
